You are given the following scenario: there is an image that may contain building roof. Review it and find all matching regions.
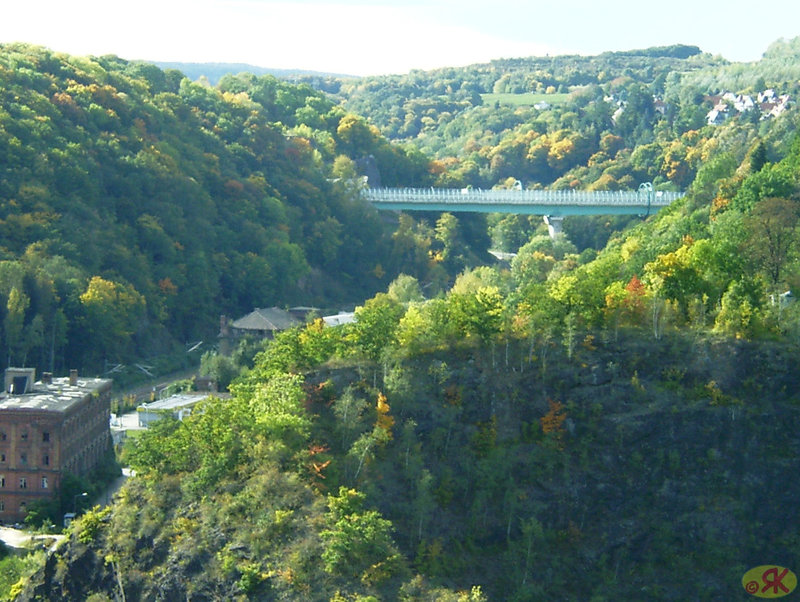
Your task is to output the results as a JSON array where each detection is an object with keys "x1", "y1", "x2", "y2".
[
  {"x1": 322, "y1": 312, "x2": 356, "y2": 327},
  {"x1": 231, "y1": 307, "x2": 299, "y2": 332},
  {"x1": 0, "y1": 376, "x2": 112, "y2": 413},
  {"x1": 138, "y1": 393, "x2": 210, "y2": 412}
]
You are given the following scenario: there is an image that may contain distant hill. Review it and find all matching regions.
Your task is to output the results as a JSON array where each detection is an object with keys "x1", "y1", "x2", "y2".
[
  {"x1": 600, "y1": 43, "x2": 703, "y2": 59},
  {"x1": 155, "y1": 61, "x2": 358, "y2": 84},
  {"x1": 158, "y1": 45, "x2": 701, "y2": 86}
]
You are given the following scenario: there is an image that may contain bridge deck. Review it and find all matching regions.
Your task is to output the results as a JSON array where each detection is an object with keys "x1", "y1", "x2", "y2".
[{"x1": 362, "y1": 187, "x2": 683, "y2": 216}]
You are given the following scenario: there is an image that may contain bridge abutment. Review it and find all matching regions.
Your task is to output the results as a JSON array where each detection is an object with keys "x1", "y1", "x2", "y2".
[{"x1": 543, "y1": 215, "x2": 564, "y2": 239}]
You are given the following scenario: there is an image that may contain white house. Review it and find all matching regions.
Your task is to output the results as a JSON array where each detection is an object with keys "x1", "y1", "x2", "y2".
[
  {"x1": 137, "y1": 393, "x2": 210, "y2": 427},
  {"x1": 322, "y1": 312, "x2": 356, "y2": 327}
]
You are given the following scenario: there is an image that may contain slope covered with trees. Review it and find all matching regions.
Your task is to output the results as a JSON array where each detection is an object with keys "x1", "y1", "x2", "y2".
[
  {"x1": 0, "y1": 44, "x2": 440, "y2": 376},
  {"x1": 327, "y1": 40, "x2": 800, "y2": 252},
  {"x1": 19, "y1": 115, "x2": 800, "y2": 598},
  {"x1": 6, "y1": 38, "x2": 800, "y2": 601},
  {"x1": 18, "y1": 298, "x2": 800, "y2": 600}
]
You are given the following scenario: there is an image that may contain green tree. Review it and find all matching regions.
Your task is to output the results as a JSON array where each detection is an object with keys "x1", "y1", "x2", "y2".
[
  {"x1": 183, "y1": 394, "x2": 251, "y2": 495},
  {"x1": 448, "y1": 286, "x2": 504, "y2": 344},
  {"x1": 434, "y1": 212, "x2": 465, "y2": 271},
  {"x1": 413, "y1": 469, "x2": 436, "y2": 545},
  {"x1": 199, "y1": 350, "x2": 240, "y2": 391},
  {"x1": 745, "y1": 197, "x2": 800, "y2": 290},
  {"x1": 321, "y1": 487, "x2": 404, "y2": 583},
  {"x1": 689, "y1": 152, "x2": 737, "y2": 207},
  {"x1": 350, "y1": 293, "x2": 405, "y2": 363},
  {"x1": 733, "y1": 163, "x2": 797, "y2": 212},
  {"x1": 4, "y1": 286, "x2": 29, "y2": 365},
  {"x1": 298, "y1": 318, "x2": 343, "y2": 368},
  {"x1": 387, "y1": 274, "x2": 424, "y2": 304},
  {"x1": 247, "y1": 372, "x2": 310, "y2": 460},
  {"x1": 333, "y1": 386, "x2": 370, "y2": 451},
  {"x1": 450, "y1": 266, "x2": 507, "y2": 296},
  {"x1": 644, "y1": 242, "x2": 706, "y2": 321},
  {"x1": 511, "y1": 246, "x2": 557, "y2": 287},
  {"x1": 748, "y1": 140, "x2": 768, "y2": 173},
  {"x1": 123, "y1": 416, "x2": 192, "y2": 476},
  {"x1": 332, "y1": 154, "x2": 358, "y2": 180},
  {"x1": 395, "y1": 303, "x2": 436, "y2": 353},
  {"x1": 714, "y1": 278, "x2": 766, "y2": 338},
  {"x1": 336, "y1": 114, "x2": 379, "y2": 155}
]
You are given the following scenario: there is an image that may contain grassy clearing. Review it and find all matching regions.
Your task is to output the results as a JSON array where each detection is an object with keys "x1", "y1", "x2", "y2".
[{"x1": 481, "y1": 92, "x2": 570, "y2": 107}]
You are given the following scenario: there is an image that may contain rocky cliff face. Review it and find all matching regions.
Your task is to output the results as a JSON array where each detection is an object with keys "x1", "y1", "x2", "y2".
[
  {"x1": 24, "y1": 537, "x2": 116, "y2": 600},
  {"x1": 16, "y1": 333, "x2": 800, "y2": 601}
]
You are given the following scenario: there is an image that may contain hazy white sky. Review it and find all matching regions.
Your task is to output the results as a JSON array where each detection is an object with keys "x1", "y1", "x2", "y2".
[{"x1": 2, "y1": 0, "x2": 799, "y2": 75}]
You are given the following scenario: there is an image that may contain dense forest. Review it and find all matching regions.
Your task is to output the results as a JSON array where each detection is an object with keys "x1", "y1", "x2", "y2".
[
  {"x1": 3, "y1": 36, "x2": 800, "y2": 600},
  {"x1": 0, "y1": 43, "x2": 439, "y2": 378},
  {"x1": 321, "y1": 41, "x2": 800, "y2": 251}
]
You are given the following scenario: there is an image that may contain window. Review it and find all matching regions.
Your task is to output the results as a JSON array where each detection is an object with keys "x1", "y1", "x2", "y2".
[
  {"x1": 0, "y1": 476, "x2": 4, "y2": 487},
  {"x1": 42, "y1": 432, "x2": 50, "y2": 442},
  {"x1": 43, "y1": 454, "x2": 49, "y2": 466},
  {"x1": 19, "y1": 478, "x2": 27, "y2": 489},
  {"x1": 41, "y1": 477, "x2": 48, "y2": 489},
  {"x1": 0, "y1": 500, "x2": 4, "y2": 511},
  {"x1": 0, "y1": 453, "x2": 5, "y2": 462},
  {"x1": 20, "y1": 431, "x2": 28, "y2": 441},
  {"x1": 19, "y1": 453, "x2": 26, "y2": 465},
  {"x1": 0, "y1": 431, "x2": 5, "y2": 441}
]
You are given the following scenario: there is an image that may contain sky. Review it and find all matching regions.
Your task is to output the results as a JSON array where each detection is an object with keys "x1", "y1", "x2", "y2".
[{"x1": 2, "y1": 0, "x2": 800, "y2": 76}]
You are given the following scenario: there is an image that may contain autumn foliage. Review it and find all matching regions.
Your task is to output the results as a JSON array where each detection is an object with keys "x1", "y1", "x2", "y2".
[
  {"x1": 540, "y1": 400, "x2": 567, "y2": 445},
  {"x1": 376, "y1": 392, "x2": 395, "y2": 440}
]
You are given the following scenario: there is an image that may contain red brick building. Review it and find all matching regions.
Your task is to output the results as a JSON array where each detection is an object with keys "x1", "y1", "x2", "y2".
[{"x1": 0, "y1": 368, "x2": 112, "y2": 524}]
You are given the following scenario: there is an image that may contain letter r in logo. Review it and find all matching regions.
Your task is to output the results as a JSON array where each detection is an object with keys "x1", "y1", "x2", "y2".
[{"x1": 762, "y1": 567, "x2": 791, "y2": 595}]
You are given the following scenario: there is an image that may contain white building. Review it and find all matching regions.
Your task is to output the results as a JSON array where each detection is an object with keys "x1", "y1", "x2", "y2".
[{"x1": 137, "y1": 393, "x2": 210, "y2": 427}]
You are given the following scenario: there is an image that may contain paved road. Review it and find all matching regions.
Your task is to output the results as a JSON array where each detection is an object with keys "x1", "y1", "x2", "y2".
[
  {"x1": 0, "y1": 526, "x2": 63, "y2": 551},
  {"x1": 0, "y1": 468, "x2": 133, "y2": 551},
  {"x1": 100, "y1": 467, "x2": 134, "y2": 505}
]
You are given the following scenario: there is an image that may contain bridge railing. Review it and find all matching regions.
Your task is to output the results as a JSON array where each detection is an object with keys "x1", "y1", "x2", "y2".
[{"x1": 362, "y1": 187, "x2": 682, "y2": 206}]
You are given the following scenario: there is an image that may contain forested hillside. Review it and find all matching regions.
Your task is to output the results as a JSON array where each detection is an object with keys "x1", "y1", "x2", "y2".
[
  {"x1": 328, "y1": 39, "x2": 800, "y2": 251},
  {"x1": 0, "y1": 44, "x2": 440, "y2": 376},
  {"x1": 20, "y1": 331, "x2": 800, "y2": 601},
  {"x1": 5, "y1": 37, "x2": 800, "y2": 601}
]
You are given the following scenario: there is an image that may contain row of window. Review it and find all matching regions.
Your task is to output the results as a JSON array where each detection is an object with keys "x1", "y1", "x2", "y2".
[
  {"x1": 0, "y1": 452, "x2": 49, "y2": 465},
  {"x1": 0, "y1": 500, "x2": 30, "y2": 513},
  {"x1": 0, "y1": 431, "x2": 50, "y2": 442},
  {"x1": 0, "y1": 475, "x2": 49, "y2": 489}
]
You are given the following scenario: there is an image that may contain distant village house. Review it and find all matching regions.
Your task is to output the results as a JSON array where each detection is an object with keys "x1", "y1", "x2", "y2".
[
  {"x1": 219, "y1": 307, "x2": 300, "y2": 353},
  {"x1": 705, "y1": 89, "x2": 792, "y2": 125}
]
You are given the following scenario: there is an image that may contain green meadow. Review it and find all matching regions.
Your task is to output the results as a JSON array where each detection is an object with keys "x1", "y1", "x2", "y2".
[{"x1": 481, "y1": 92, "x2": 571, "y2": 106}]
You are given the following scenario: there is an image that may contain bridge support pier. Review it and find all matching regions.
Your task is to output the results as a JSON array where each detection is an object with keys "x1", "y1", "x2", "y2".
[{"x1": 543, "y1": 215, "x2": 564, "y2": 239}]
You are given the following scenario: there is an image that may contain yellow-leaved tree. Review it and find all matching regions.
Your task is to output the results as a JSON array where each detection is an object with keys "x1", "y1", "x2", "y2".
[{"x1": 79, "y1": 276, "x2": 145, "y2": 365}]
